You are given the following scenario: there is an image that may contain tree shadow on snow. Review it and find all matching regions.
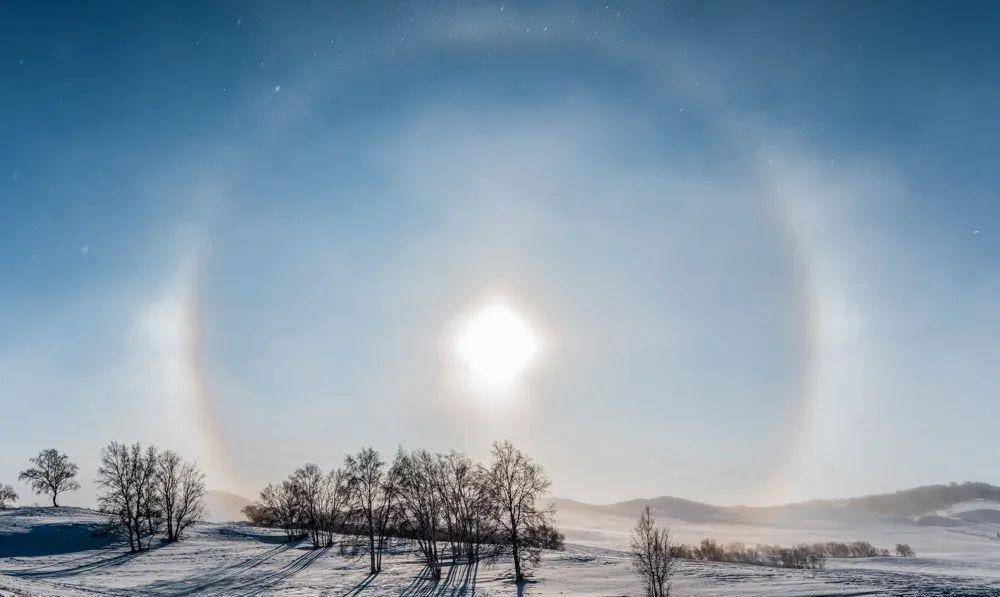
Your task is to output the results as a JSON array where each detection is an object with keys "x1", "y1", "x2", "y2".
[
  {"x1": 340, "y1": 571, "x2": 378, "y2": 596},
  {"x1": 398, "y1": 562, "x2": 480, "y2": 597},
  {"x1": 133, "y1": 543, "x2": 322, "y2": 597},
  {"x1": 208, "y1": 526, "x2": 289, "y2": 545},
  {"x1": 6, "y1": 546, "x2": 150, "y2": 579},
  {"x1": 495, "y1": 576, "x2": 538, "y2": 597},
  {"x1": 220, "y1": 546, "x2": 329, "y2": 597},
  {"x1": 0, "y1": 519, "x2": 117, "y2": 557}
]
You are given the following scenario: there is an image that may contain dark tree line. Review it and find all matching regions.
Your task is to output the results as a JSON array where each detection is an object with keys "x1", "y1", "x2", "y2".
[
  {"x1": 666, "y1": 538, "x2": 915, "y2": 569},
  {"x1": 96, "y1": 442, "x2": 206, "y2": 552},
  {"x1": 243, "y1": 440, "x2": 563, "y2": 584}
]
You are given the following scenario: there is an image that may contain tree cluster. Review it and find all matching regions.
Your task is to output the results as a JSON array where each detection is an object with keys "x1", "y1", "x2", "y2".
[
  {"x1": 244, "y1": 440, "x2": 562, "y2": 583},
  {"x1": 664, "y1": 537, "x2": 907, "y2": 570},
  {"x1": 666, "y1": 539, "x2": 826, "y2": 569},
  {"x1": 244, "y1": 463, "x2": 350, "y2": 548},
  {"x1": 95, "y1": 442, "x2": 206, "y2": 552},
  {"x1": 805, "y1": 540, "x2": 889, "y2": 559}
]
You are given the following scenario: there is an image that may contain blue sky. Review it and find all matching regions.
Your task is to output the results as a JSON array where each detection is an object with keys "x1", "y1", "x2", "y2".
[{"x1": 1, "y1": 1, "x2": 998, "y2": 507}]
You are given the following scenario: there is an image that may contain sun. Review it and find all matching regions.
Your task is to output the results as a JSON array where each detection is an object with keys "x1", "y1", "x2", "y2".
[{"x1": 455, "y1": 302, "x2": 540, "y2": 392}]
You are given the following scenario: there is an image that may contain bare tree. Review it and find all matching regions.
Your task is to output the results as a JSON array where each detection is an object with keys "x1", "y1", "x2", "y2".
[
  {"x1": 0, "y1": 484, "x2": 18, "y2": 509},
  {"x1": 485, "y1": 440, "x2": 556, "y2": 584},
  {"x1": 257, "y1": 481, "x2": 306, "y2": 541},
  {"x1": 436, "y1": 452, "x2": 493, "y2": 564},
  {"x1": 345, "y1": 447, "x2": 400, "y2": 574},
  {"x1": 289, "y1": 464, "x2": 322, "y2": 547},
  {"x1": 141, "y1": 446, "x2": 162, "y2": 540},
  {"x1": 156, "y1": 451, "x2": 206, "y2": 542},
  {"x1": 96, "y1": 442, "x2": 138, "y2": 550},
  {"x1": 18, "y1": 449, "x2": 80, "y2": 507},
  {"x1": 95, "y1": 442, "x2": 160, "y2": 552},
  {"x1": 318, "y1": 467, "x2": 349, "y2": 547},
  {"x1": 630, "y1": 506, "x2": 674, "y2": 597},
  {"x1": 895, "y1": 543, "x2": 915, "y2": 557},
  {"x1": 241, "y1": 502, "x2": 278, "y2": 527},
  {"x1": 291, "y1": 464, "x2": 347, "y2": 548},
  {"x1": 396, "y1": 449, "x2": 446, "y2": 579}
]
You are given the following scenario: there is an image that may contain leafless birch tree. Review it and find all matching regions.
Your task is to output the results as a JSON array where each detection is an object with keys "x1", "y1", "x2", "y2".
[
  {"x1": 345, "y1": 447, "x2": 400, "y2": 574},
  {"x1": 156, "y1": 450, "x2": 206, "y2": 542},
  {"x1": 485, "y1": 440, "x2": 556, "y2": 583},
  {"x1": 396, "y1": 449, "x2": 446, "y2": 578},
  {"x1": 18, "y1": 449, "x2": 80, "y2": 507},
  {"x1": 630, "y1": 506, "x2": 674, "y2": 597},
  {"x1": 0, "y1": 484, "x2": 17, "y2": 509},
  {"x1": 291, "y1": 463, "x2": 349, "y2": 548},
  {"x1": 96, "y1": 442, "x2": 160, "y2": 552},
  {"x1": 438, "y1": 451, "x2": 495, "y2": 563},
  {"x1": 258, "y1": 481, "x2": 305, "y2": 541},
  {"x1": 318, "y1": 467, "x2": 349, "y2": 546}
]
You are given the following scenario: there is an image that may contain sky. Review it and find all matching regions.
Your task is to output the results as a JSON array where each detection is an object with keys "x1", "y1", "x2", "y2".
[{"x1": 1, "y1": 1, "x2": 998, "y2": 509}]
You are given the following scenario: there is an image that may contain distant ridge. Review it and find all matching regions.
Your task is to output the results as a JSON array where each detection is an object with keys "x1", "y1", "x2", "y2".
[
  {"x1": 204, "y1": 489, "x2": 254, "y2": 523},
  {"x1": 799, "y1": 482, "x2": 1000, "y2": 516},
  {"x1": 553, "y1": 482, "x2": 1000, "y2": 525},
  {"x1": 204, "y1": 482, "x2": 1000, "y2": 525},
  {"x1": 551, "y1": 495, "x2": 732, "y2": 523}
]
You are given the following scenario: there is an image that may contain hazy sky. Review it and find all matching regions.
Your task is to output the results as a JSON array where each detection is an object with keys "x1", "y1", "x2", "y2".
[{"x1": 2, "y1": 2, "x2": 998, "y2": 508}]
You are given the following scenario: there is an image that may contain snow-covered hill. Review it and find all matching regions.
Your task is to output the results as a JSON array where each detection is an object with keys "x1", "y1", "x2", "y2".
[
  {"x1": 552, "y1": 482, "x2": 1000, "y2": 554},
  {"x1": 553, "y1": 482, "x2": 1000, "y2": 525},
  {"x1": 203, "y1": 490, "x2": 254, "y2": 523},
  {"x1": 2, "y1": 507, "x2": 1000, "y2": 595}
]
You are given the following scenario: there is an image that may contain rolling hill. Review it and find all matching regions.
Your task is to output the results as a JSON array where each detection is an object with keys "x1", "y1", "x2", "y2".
[
  {"x1": 551, "y1": 482, "x2": 1000, "y2": 551},
  {"x1": 204, "y1": 489, "x2": 254, "y2": 523}
]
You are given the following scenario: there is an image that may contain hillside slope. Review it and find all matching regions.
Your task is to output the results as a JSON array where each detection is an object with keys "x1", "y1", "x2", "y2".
[
  {"x1": 552, "y1": 482, "x2": 1000, "y2": 552},
  {"x1": 555, "y1": 482, "x2": 1000, "y2": 525},
  {"x1": 204, "y1": 490, "x2": 254, "y2": 523},
  {"x1": 2, "y1": 507, "x2": 1000, "y2": 596}
]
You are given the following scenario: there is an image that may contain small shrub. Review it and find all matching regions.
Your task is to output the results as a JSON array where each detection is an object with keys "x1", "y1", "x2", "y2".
[{"x1": 670, "y1": 538, "x2": 897, "y2": 570}]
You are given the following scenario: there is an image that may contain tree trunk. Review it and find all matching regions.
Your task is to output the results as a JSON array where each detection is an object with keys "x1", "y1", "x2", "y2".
[
  {"x1": 52, "y1": 493, "x2": 58, "y2": 507},
  {"x1": 512, "y1": 531, "x2": 523, "y2": 582},
  {"x1": 376, "y1": 534, "x2": 384, "y2": 572},
  {"x1": 369, "y1": 531, "x2": 377, "y2": 573}
]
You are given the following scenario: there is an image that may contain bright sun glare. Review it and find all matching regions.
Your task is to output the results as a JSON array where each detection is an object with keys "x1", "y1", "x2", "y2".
[{"x1": 455, "y1": 303, "x2": 539, "y2": 392}]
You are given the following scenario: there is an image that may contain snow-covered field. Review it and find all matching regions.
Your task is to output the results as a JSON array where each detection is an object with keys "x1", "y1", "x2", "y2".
[
  {"x1": 552, "y1": 499, "x2": 1000, "y2": 557},
  {"x1": 3, "y1": 507, "x2": 1000, "y2": 596}
]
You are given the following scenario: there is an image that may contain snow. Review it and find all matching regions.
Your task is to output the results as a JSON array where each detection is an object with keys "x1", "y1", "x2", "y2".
[
  {"x1": 553, "y1": 498, "x2": 1000, "y2": 556},
  {"x1": 936, "y1": 499, "x2": 1000, "y2": 517},
  {"x1": 2, "y1": 507, "x2": 1000, "y2": 596}
]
